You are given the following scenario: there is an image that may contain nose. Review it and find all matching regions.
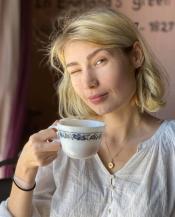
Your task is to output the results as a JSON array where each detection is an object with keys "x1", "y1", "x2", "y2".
[{"x1": 82, "y1": 67, "x2": 99, "y2": 89}]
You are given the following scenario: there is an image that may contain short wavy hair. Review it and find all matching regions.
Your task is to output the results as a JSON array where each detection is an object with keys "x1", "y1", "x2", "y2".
[{"x1": 50, "y1": 8, "x2": 166, "y2": 118}]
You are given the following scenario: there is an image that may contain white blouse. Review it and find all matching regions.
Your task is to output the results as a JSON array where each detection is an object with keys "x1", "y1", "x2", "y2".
[{"x1": 1, "y1": 120, "x2": 175, "y2": 217}]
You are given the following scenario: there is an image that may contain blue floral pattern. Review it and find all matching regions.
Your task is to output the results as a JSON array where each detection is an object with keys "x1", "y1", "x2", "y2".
[{"x1": 59, "y1": 130, "x2": 102, "y2": 141}]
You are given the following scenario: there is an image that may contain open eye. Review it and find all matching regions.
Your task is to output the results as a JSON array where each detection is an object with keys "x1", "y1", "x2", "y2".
[{"x1": 95, "y1": 58, "x2": 107, "y2": 66}]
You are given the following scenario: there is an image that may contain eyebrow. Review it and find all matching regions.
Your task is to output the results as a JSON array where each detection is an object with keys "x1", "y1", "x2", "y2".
[{"x1": 66, "y1": 48, "x2": 109, "y2": 68}]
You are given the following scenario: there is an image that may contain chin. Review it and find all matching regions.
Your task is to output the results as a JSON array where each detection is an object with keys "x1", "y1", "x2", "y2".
[
  {"x1": 87, "y1": 102, "x2": 117, "y2": 116},
  {"x1": 92, "y1": 108, "x2": 114, "y2": 116}
]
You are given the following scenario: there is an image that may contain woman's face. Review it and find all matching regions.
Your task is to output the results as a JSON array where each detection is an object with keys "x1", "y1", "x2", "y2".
[{"x1": 64, "y1": 41, "x2": 137, "y2": 116}]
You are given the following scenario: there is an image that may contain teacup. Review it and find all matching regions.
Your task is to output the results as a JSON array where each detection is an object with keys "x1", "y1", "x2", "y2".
[{"x1": 54, "y1": 118, "x2": 105, "y2": 159}]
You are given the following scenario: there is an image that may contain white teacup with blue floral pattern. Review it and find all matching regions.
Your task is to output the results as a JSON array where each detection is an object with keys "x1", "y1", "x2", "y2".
[{"x1": 57, "y1": 118, "x2": 105, "y2": 159}]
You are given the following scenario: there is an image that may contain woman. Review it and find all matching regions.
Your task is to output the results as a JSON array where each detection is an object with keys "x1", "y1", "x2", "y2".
[{"x1": 1, "y1": 8, "x2": 175, "y2": 217}]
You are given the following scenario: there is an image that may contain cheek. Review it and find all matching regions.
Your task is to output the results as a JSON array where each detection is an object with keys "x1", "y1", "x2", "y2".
[
  {"x1": 107, "y1": 64, "x2": 136, "y2": 94},
  {"x1": 119, "y1": 72, "x2": 136, "y2": 97},
  {"x1": 71, "y1": 78, "x2": 84, "y2": 96}
]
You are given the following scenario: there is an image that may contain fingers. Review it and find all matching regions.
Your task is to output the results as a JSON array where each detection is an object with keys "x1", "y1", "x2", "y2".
[
  {"x1": 43, "y1": 153, "x2": 58, "y2": 165},
  {"x1": 48, "y1": 120, "x2": 59, "y2": 131},
  {"x1": 31, "y1": 140, "x2": 61, "y2": 153},
  {"x1": 28, "y1": 126, "x2": 61, "y2": 152},
  {"x1": 30, "y1": 128, "x2": 58, "y2": 142},
  {"x1": 31, "y1": 152, "x2": 58, "y2": 167},
  {"x1": 34, "y1": 119, "x2": 60, "y2": 142},
  {"x1": 19, "y1": 121, "x2": 61, "y2": 169}
]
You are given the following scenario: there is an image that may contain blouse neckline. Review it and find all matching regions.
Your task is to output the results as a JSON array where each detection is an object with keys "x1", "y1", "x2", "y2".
[{"x1": 95, "y1": 120, "x2": 168, "y2": 176}]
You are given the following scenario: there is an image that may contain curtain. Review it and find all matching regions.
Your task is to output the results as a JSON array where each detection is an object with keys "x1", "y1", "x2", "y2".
[
  {"x1": 4, "y1": 0, "x2": 31, "y2": 178},
  {"x1": 0, "y1": 0, "x2": 31, "y2": 179},
  {"x1": 0, "y1": 0, "x2": 20, "y2": 178}
]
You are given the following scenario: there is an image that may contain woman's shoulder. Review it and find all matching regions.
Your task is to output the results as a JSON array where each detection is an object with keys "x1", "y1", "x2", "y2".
[
  {"x1": 162, "y1": 119, "x2": 175, "y2": 137},
  {"x1": 150, "y1": 119, "x2": 175, "y2": 138},
  {"x1": 165, "y1": 119, "x2": 175, "y2": 128},
  {"x1": 155, "y1": 119, "x2": 175, "y2": 148},
  {"x1": 140, "y1": 119, "x2": 175, "y2": 151}
]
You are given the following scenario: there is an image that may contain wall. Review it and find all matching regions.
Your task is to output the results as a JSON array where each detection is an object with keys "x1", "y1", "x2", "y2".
[{"x1": 112, "y1": 0, "x2": 175, "y2": 119}]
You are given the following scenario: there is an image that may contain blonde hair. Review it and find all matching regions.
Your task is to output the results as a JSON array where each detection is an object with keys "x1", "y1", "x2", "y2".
[{"x1": 50, "y1": 8, "x2": 166, "y2": 118}]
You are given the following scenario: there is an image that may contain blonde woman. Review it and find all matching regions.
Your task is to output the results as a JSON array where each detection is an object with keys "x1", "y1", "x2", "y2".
[{"x1": 1, "y1": 8, "x2": 175, "y2": 217}]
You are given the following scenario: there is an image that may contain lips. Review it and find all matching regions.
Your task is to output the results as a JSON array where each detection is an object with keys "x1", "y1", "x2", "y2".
[{"x1": 88, "y1": 93, "x2": 108, "y2": 104}]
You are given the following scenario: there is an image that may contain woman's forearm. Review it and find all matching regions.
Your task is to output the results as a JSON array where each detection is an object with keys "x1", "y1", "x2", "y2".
[{"x1": 8, "y1": 163, "x2": 38, "y2": 217}]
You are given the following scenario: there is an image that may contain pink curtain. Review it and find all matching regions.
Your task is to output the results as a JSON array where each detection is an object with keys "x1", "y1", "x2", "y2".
[{"x1": 0, "y1": 0, "x2": 20, "y2": 178}]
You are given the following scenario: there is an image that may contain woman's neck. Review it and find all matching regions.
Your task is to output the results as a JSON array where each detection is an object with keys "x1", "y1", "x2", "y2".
[{"x1": 102, "y1": 106, "x2": 149, "y2": 145}]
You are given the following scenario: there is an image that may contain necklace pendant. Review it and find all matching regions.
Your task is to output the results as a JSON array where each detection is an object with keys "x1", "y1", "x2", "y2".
[{"x1": 108, "y1": 161, "x2": 115, "y2": 169}]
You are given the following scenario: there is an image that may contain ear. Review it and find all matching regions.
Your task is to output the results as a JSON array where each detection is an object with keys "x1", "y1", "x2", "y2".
[{"x1": 131, "y1": 41, "x2": 144, "y2": 68}]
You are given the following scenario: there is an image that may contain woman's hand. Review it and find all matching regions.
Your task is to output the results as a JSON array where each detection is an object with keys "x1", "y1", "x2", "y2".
[
  {"x1": 8, "y1": 124, "x2": 61, "y2": 217},
  {"x1": 15, "y1": 124, "x2": 61, "y2": 184}
]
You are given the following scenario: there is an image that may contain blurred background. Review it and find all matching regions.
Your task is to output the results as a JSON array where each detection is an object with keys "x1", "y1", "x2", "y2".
[{"x1": 0, "y1": 0, "x2": 175, "y2": 199}]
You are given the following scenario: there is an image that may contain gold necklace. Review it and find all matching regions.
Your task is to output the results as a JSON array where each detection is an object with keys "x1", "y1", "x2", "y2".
[{"x1": 105, "y1": 140, "x2": 127, "y2": 169}]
